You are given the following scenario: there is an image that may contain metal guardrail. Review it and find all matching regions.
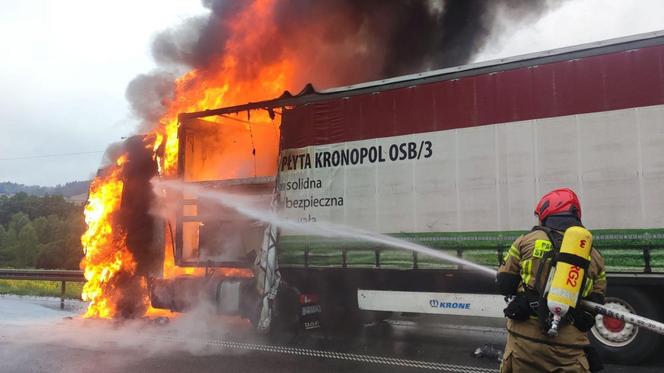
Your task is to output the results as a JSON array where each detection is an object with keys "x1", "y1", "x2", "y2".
[
  {"x1": 0, "y1": 269, "x2": 85, "y2": 310},
  {"x1": 0, "y1": 269, "x2": 85, "y2": 282}
]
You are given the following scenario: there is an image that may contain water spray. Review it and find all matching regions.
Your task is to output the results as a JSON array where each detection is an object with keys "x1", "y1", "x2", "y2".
[
  {"x1": 154, "y1": 179, "x2": 495, "y2": 276},
  {"x1": 153, "y1": 179, "x2": 664, "y2": 336}
]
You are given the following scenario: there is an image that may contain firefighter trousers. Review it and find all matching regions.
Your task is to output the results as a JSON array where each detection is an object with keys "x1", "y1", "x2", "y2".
[{"x1": 500, "y1": 332, "x2": 591, "y2": 373}]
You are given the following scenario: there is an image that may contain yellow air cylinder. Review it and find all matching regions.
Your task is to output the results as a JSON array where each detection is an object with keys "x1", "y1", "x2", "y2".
[{"x1": 546, "y1": 226, "x2": 592, "y2": 336}]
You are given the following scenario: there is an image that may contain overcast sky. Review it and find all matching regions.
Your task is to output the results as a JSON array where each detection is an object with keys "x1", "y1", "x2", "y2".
[{"x1": 1, "y1": 0, "x2": 664, "y2": 186}]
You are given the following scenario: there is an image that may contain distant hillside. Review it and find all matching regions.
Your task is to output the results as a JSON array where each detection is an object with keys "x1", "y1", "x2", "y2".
[{"x1": 0, "y1": 181, "x2": 90, "y2": 198}]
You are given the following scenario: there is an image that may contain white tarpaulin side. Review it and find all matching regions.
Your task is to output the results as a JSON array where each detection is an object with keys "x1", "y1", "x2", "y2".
[{"x1": 277, "y1": 105, "x2": 664, "y2": 236}]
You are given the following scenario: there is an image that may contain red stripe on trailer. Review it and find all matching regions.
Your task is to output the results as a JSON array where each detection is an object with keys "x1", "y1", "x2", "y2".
[{"x1": 280, "y1": 44, "x2": 664, "y2": 149}]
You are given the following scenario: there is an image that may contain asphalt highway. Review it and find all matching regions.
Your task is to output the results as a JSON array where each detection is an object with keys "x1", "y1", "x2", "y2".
[{"x1": 0, "y1": 296, "x2": 661, "y2": 373}]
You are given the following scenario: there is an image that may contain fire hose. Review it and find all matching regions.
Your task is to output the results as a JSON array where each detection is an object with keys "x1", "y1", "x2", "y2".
[
  {"x1": 537, "y1": 226, "x2": 664, "y2": 337},
  {"x1": 579, "y1": 299, "x2": 664, "y2": 336}
]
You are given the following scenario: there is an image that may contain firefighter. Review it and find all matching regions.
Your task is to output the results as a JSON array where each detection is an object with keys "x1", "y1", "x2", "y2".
[{"x1": 496, "y1": 188, "x2": 607, "y2": 373}]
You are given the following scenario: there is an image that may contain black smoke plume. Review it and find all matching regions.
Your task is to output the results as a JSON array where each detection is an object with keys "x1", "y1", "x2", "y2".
[
  {"x1": 119, "y1": 136, "x2": 161, "y2": 278},
  {"x1": 127, "y1": 0, "x2": 563, "y2": 127},
  {"x1": 125, "y1": 72, "x2": 176, "y2": 132},
  {"x1": 109, "y1": 136, "x2": 161, "y2": 318}
]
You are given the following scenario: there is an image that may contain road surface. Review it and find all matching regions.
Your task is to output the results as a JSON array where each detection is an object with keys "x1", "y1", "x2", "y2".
[{"x1": 0, "y1": 295, "x2": 661, "y2": 373}]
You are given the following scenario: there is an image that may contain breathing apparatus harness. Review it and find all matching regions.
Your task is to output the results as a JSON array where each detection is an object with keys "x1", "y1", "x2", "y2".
[
  {"x1": 531, "y1": 225, "x2": 591, "y2": 335},
  {"x1": 503, "y1": 223, "x2": 604, "y2": 371},
  {"x1": 503, "y1": 220, "x2": 594, "y2": 335}
]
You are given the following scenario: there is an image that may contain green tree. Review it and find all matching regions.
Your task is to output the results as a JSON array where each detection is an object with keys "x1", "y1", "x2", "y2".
[
  {"x1": 15, "y1": 223, "x2": 38, "y2": 268},
  {"x1": 36, "y1": 242, "x2": 65, "y2": 269},
  {"x1": 0, "y1": 193, "x2": 82, "y2": 226},
  {"x1": 1, "y1": 226, "x2": 17, "y2": 266},
  {"x1": 0, "y1": 224, "x2": 10, "y2": 266},
  {"x1": 8, "y1": 212, "x2": 30, "y2": 235},
  {"x1": 0, "y1": 195, "x2": 85, "y2": 269},
  {"x1": 32, "y1": 213, "x2": 84, "y2": 270},
  {"x1": 32, "y1": 216, "x2": 50, "y2": 243},
  {"x1": 63, "y1": 213, "x2": 85, "y2": 269}
]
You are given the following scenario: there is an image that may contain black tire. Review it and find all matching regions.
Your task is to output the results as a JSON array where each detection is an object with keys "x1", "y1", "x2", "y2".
[
  {"x1": 267, "y1": 284, "x2": 301, "y2": 343},
  {"x1": 318, "y1": 287, "x2": 361, "y2": 334},
  {"x1": 589, "y1": 286, "x2": 663, "y2": 365}
]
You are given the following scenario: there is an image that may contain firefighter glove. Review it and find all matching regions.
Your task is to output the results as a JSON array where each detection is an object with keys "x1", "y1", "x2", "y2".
[
  {"x1": 496, "y1": 272, "x2": 521, "y2": 296},
  {"x1": 570, "y1": 307, "x2": 596, "y2": 332},
  {"x1": 586, "y1": 292, "x2": 605, "y2": 305},
  {"x1": 503, "y1": 293, "x2": 531, "y2": 321}
]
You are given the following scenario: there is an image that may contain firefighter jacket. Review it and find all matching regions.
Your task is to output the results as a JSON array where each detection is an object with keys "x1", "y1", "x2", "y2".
[{"x1": 499, "y1": 228, "x2": 607, "y2": 347}]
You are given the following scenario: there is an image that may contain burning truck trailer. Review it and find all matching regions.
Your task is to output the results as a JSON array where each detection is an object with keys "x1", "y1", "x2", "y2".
[
  {"x1": 136, "y1": 31, "x2": 664, "y2": 364},
  {"x1": 148, "y1": 117, "x2": 279, "y2": 322}
]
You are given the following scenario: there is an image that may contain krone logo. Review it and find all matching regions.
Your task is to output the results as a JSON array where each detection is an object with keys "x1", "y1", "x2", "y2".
[{"x1": 429, "y1": 299, "x2": 439, "y2": 307}]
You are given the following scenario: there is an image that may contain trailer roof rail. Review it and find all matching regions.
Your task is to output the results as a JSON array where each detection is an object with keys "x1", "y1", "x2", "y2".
[{"x1": 179, "y1": 30, "x2": 664, "y2": 120}]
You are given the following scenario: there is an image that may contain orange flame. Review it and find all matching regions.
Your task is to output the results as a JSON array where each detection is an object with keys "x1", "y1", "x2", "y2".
[
  {"x1": 81, "y1": 156, "x2": 148, "y2": 318},
  {"x1": 154, "y1": 0, "x2": 292, "y2": 175},
  {"x1": 152, "y1": 0, "x2": 288, "y2": 278},
  {"x1": 81, "y1": 0, "x2": 289, "y2": 318}
]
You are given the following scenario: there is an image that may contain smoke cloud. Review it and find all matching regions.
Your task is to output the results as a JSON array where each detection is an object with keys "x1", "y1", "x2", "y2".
[
  {"x1": 125, "y1": 71, "x2": 176, "y2": 132},
  {"x1": 126, "y1": 0, "x2": 564, "y2": 128},
  {"x1": 1, "y1": 297, "x2": 250, "y2": 367}
]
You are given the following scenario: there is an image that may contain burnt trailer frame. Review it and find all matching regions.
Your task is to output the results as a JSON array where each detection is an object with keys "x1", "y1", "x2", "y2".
[{"x1": 175, "y1": 30, "x2": 664, "y2": 364}]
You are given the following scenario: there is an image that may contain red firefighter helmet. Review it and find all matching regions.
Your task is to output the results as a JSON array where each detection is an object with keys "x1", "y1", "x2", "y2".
[{"x1": 534, "y1": 188, "x2": 581, "y2": 222}]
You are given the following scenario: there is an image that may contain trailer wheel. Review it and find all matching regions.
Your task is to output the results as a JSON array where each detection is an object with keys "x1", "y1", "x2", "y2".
[
  {"x1": 319, "y1": 289, "x2": 361, "y2": 334},
  {"x1": 589, "y1": 287, "x2": 663, "y2": 364},
  {"x1": 266, "y1": 284, "x2": 301, "y2": 343}
]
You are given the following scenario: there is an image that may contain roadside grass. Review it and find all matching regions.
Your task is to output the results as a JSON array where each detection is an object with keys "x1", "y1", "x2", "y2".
[{"x1": 0, "y1": 280, "x2": 83, "y2": 299}]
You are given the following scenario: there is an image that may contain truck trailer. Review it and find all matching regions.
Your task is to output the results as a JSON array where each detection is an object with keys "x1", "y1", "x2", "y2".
[{"x1": 151, "y1": 31, "x2": 664, "y2": 364}]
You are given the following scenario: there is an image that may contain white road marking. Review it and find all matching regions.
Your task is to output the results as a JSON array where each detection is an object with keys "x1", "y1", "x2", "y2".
[{"x1": 159, "y1": 336, "x2": 499, "y2": 372}]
